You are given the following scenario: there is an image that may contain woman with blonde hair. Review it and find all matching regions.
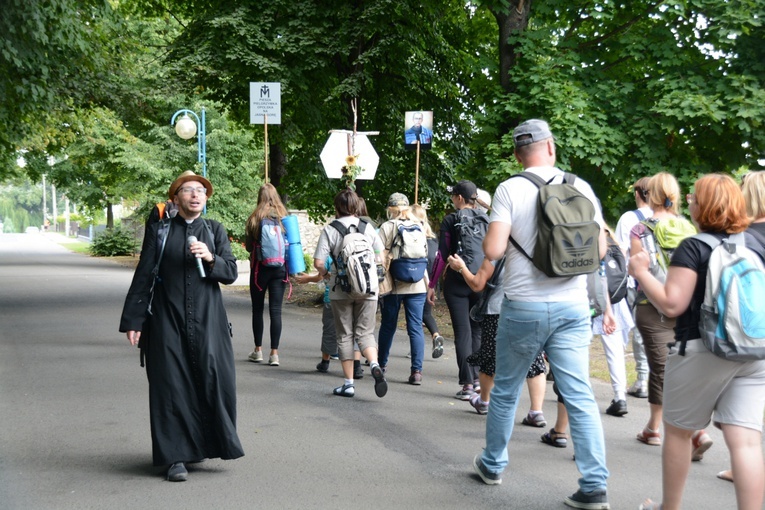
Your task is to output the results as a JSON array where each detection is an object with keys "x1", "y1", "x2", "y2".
[
  {"x1": 377, "y1": 193, "x2": 430, "y2": 384},
  {"x1": 633, "y1": 174, "x2": 765, "y2": 510},
  {"x1": 245, "y1": 183, "x2": 289, "y2": 366},
  {"x1": 410, "y1": 204, "x2": 445, "y2": 358},
  {"x1": 629, "y1": 172, "x2": 711, "y2": 455}
]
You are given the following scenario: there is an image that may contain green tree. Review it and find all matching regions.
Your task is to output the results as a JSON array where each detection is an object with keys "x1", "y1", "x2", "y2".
[{"x1": 477, "y1": 0, "x2": 765, "y2": 221}]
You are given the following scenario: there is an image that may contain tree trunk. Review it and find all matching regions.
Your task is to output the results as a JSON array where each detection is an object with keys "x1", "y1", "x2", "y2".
[
  {"x1": 492, "y1": 0, "x2": 532, "y2": 95},
  {"x1": 491, "y1": 0, "x2": 532, "y2": 135},
  {"x1": 106, "y1": 202, "x2": 114, "y2": 229}
]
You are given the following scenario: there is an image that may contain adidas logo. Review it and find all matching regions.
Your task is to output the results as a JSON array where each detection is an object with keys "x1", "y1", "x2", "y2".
[{"x1": 562, "y1": 233, "x2": 594, "y2": 258}]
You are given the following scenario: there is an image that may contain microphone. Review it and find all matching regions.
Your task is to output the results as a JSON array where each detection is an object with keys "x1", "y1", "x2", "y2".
[{"x1": 187, "y1": 236, "x2": 206, "y2": 278}]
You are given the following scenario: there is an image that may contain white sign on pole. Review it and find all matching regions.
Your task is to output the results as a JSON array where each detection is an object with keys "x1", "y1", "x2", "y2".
[
  {"x1": 320, "y1": 131, "x2": 379, "y2": 180},
  {"x1": 250, "y1": 82, "x2": 281, "y2": 124}
]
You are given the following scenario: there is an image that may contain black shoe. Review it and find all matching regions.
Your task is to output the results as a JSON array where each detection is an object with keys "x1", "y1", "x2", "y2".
[
  {"x1": 167, "y1": 462, "x2": 188, "y2": 482},
  {"x1": 605, "y1": 399, "x2": 628, "y2": 417},
  {"x1": 564, "y1": 489, "x2": 609, "y2": 509},
  {"x1": 353, "y1": 360, "x2": 364, "y2": 379},
  {"x1": 371, "y1": 364, "x2": 387, "y2": 398},
  {"x1": 316, "y1": 359, "x2": 330, "y2": 373}
]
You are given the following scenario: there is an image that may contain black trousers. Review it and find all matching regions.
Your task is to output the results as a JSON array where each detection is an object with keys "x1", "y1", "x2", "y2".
[{"x1": 443, "y1": 270, "x2": 481, "y2": 385}]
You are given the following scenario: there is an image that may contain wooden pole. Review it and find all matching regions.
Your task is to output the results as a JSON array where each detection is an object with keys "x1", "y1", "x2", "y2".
[
  {"x1": 264, "y1": 114, "x2": 269, "y2": 183},
  {"x1": 414, "y1": 140, "x2": 420, "y2": 204}
]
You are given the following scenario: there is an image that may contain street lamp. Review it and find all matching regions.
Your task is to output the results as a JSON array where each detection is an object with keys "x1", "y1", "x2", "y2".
[{"x1": 171, "y1": 107, "x2": 206, "y2": 179}]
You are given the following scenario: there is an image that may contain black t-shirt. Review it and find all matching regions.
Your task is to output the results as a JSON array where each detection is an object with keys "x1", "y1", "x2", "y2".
[{"x1": 671, "y1": 229, "x2": 765, "y2": 341}]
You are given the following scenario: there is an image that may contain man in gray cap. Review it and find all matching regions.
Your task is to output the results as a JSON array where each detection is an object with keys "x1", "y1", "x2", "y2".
[{"x1": 471, "y1": 119, "x2": 612, "y2": 509}]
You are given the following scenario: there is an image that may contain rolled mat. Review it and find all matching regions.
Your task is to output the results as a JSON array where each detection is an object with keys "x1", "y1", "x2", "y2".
[
  {"x1": 287, "y1": 243, "x2": 306, "y2": 274},
  {"x1": 282, "y1": 215, "x2": 306, "y2": 274}
]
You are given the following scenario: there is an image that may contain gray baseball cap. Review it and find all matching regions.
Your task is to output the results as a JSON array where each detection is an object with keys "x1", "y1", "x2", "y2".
[{"x1": 513, "y1": 119, "x2": 554, "y2": 147}]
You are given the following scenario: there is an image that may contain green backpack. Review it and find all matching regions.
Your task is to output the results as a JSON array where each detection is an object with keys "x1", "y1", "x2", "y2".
[
  {"x1": 510, "y1": 171, "x2": 601, "y2": 277},
  {"x1": 641, "y1": 217, "x2": 697, "y2": 283}
]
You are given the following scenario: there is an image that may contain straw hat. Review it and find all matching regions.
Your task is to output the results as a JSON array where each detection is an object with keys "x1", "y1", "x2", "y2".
[{"x1": 167, "y1": 170, "x2": 213, "y2": 199}]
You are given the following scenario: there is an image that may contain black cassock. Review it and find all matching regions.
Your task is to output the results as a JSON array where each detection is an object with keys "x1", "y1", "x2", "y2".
[{"x1": 120, "y1": 215, "x2": 244, "y2": 466}]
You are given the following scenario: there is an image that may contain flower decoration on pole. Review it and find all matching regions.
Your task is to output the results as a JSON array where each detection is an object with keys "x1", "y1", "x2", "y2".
[{"x1": 341, "y1": 154, "x2": 364, "y2": 190}]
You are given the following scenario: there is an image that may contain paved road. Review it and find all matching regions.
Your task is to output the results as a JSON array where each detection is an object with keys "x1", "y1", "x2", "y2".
[{"x1": 0, "y1": 233, "x2": 741, "y2": 509}]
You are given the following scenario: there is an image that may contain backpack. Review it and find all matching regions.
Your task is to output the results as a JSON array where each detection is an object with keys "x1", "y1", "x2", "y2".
[
  {"x1": 330, "y1": 219, "x2": 378, "y2": 299},
  {"x1": 453, "y1": 208, "x2": 489, "y2": 274},
  {"x1": 587, "y1": 233, "x2": 629, "y2": 316},
  {"x1": 388, "y1": 220, "x2": 428, "y2": 283},
  {"x1": 256, "y1": 217, "x2": 287, "y2": 267},
  {"x1": 510, "y1": 172, "x2": 600, "y2": 277},
  {"x1": 638, "y1": 217, "x2": 696, "y2": 287},
  {"x1": 604, "y1": 233, "x2": 628, "y2": 304},
  {"x1": 694, "y1": 232, "x2": 765, "y2": 361}
]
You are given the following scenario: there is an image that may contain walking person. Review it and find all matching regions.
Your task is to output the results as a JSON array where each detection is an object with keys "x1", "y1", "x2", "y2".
[
  {"x1": 447, "y1": 254, "x2": 549, "y2": 420},
  {"x1": 633, "y1": 174, "x2": 765, "y2": 510},
  {"x1": 377, "y1": 193, "x2": 430, "y2": 384},
  {"x1": 245, "y1": 183, "x2": 289, "y2": 366},
  {"x1": 471, "y1": 119, "x2": 611, "y2": 509},
  {"x1": 120, "y1": 171, "x2": 244, "y2": 482},
  {"x1": 410, "y1": 204, "x2": 445, "y2": 358},
  {"x1": 614, "y1": 177, "x2": 653, "y2": 398},
  {"x1": 428, "y1": 180, "x2": 489, "y2": 399},
  {"x1": 313, "y1": 188, "x2": 387, "y2": 398},
  {"x1": 629, "y1": 173, "x2": 711, "y2": 459}
]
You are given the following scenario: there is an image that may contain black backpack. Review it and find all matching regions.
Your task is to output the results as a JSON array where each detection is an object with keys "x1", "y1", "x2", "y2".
[
  {"x1": 452, "y1": 208, "x2": 489, "y2": 274},
  {"x1": 587, "y1": 234, "x2": 628, "y2": 316}
]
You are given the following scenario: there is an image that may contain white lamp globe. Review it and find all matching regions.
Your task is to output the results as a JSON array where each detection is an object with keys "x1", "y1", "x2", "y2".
[{"x1": 175, "y1": 115, "x2": 197, "y2": 140}]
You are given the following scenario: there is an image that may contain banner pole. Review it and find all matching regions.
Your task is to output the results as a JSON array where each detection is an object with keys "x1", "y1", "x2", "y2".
[
  {"x1": 264, "y1": 114, "x2": 269, "y2": 183},
  {"x1": 414, "y1": 141, "x2": 421, "y2": 204}
]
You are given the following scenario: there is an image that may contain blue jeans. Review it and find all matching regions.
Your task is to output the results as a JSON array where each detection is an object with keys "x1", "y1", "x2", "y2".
[
  {"x1": 378, "y1": 293, "x2": 426, "y2": 372},
  {"x1": 481, "y1": 299, "x2": 609, "y2": 492}
]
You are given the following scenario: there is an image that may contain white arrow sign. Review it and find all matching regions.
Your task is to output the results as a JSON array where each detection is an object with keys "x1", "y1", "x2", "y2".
[{"x1": 320, "y1": 130, "x2": 379, "y2": 180}]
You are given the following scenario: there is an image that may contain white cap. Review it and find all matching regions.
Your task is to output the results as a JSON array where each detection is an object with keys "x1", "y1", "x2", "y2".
[{"x1": 475, "y1": 188, "x2": 491, "y2": 213}]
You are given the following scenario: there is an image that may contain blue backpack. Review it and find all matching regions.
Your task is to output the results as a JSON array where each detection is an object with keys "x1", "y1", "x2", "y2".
[
  {"x1": 257, "y1": 217, "x2": 287, "y2": 267},
  {"x1": 695, "y1": 232, "x2": 765, "y2": 361}
]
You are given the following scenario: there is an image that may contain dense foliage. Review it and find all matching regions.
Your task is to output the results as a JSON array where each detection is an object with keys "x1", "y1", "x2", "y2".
[{"x1": 1, "y1": 0, "x2": 763, "y2": 235}]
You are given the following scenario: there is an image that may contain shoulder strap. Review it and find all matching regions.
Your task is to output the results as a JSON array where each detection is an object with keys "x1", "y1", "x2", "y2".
[
  {"x1": 511, "y1": 171, "x2": 546, "y2": 189},
  {"x1": 330, "y1": 220, "x2": 348, "y2": 237},
  {"x1": 203, "y1": 219, "x2": 216, "y2": 253},
  {"x1": 156, "y1": 202, "x2": 166, "y2": 219},
  {"x1": 148, "y1": 219, "x2": 172, "y2": 316},
  {"x1": 693, "y1": 232, "x2": 721, "y2": 250},
  {"x1": 634, "y1": 209, "x2": 645, "y2": 222},
  {"x1": 562, "y1": 172, "x2": 577, "y2": 185}
]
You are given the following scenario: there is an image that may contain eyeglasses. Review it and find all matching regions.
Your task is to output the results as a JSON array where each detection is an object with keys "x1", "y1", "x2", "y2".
[
  {"x1": 177, "y1": 186, "x2": 207, "y2": 196},
  {"x1": 686, "y1": 193, "x2": 695, "y2": 205}
]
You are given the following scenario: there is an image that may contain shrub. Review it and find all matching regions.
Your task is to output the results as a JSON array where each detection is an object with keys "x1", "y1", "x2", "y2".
[
  {"x1": 229, "y1": 239, "x2": 249, "y2": 261},
  {"x1": 90, "y1": 227, "x2": 138, "y2": 257},
  {"x1": 304, "y1": 251, "x2": 313, "y2": 272}
]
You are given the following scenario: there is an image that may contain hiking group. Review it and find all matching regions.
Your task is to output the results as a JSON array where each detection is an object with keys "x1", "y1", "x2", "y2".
[{"x1": 121, "y1": 119, "x2": 765, "y2": 510}]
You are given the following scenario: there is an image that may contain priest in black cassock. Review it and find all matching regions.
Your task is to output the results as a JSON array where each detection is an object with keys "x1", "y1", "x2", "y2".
[{"x1": 120, "y1": 171, "x2": 244, "y2": 482}]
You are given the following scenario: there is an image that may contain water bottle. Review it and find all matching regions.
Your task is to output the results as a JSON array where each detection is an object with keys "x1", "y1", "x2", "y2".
[
  {"x1": 323, "y1": 281, "x2": 330, "y2": 303},
  {"x1": 639, "y1": 231, "x2": 657, "y2": 269},
  {"x1": 376, "y1": 264, "x2": 386, "y2": 283}
]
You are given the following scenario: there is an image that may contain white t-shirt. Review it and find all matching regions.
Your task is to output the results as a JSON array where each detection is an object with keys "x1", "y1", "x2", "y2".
[
  {"x1": 614, "y1": 206, "x2": 652, "y2": 251},
  {"x1": 490, "y1": 166, "x2": 604, "y2": 302}
]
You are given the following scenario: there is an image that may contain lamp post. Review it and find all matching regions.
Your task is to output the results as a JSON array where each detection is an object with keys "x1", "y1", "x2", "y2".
[{"x1": 171, "y1": 107, "x2": 206, "y2": 179}]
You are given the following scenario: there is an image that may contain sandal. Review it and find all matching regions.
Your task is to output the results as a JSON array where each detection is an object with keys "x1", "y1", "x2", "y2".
[
  {"x1": 540, "y1": 428, "x2": 568, "y2": 448},
  {"x1": 332, "y1": 383, "x2": 355, "y2": 397},
  {"x1": 636, "y1": 427, "x2": 662, "y2": 446},
  {"x1": 716, "y1": 469, "x2": 733, "y2": 483},
  {"x1": 522, "y1": 412, "x2": 547, "y2": 428},
  {"x1": 638, "y1": 498, "x2": 662, "y2": 509}
]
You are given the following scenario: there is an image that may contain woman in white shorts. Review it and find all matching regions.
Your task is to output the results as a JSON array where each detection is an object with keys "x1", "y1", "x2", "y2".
[{"x1": 629, "y1": 173, "x2": 765, "y2": 510}]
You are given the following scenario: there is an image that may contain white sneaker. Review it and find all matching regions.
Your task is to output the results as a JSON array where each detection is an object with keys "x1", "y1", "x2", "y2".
[
  {"x1": 627, "y1": 380, "x2": 648, "y2": 398},
  {"x1": 248, "y1": 350, "x2": 263, "y2": 363},
  {"x1": 268, "y1": 354, "x2": 280, "y2": 366}
]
